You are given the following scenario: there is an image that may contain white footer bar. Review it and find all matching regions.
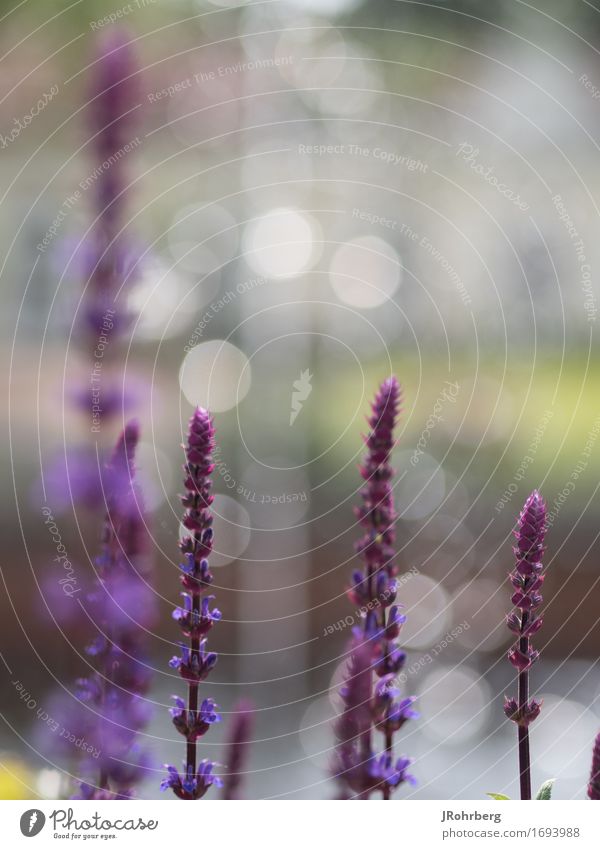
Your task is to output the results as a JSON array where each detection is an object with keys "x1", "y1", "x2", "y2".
[{"x1": 1, "y1": 799, "x2": 597, "y2": 847}]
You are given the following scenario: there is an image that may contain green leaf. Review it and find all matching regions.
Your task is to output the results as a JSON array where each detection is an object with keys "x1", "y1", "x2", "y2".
[
  {"x1": 486, "y1": 792, "x2": 510, "y2": 800},
  {"x1": 535, "y1": 779, "x2": 555, "y2": 800}
]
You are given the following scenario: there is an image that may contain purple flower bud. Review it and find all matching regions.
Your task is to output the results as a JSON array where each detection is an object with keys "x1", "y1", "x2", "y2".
[
  {"x1": 503, "y1": 696, "x2": 542, "y2": 727},
  {"x1": 508, "y1": 646, "x2": 539, "y2": 671},
  {"x1": 506, "y1": 491, "x2": 546, "y2": 684},
  {"x1": 374, "y1": 644, "x2": 407, "y2": 678},
  {"x1": 161, "y1": 760, "x2": 223, "y2": 800},
  {"x1": 368, "y1": 753, "x2": 417, "y2": 789}
]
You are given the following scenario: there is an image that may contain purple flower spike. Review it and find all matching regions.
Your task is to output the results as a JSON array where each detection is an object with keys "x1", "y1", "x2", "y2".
[
  {"x1": 333, "y1": 642, "x2": 416, "y2": 799},
  {"x1": 71, "y1": 421, "x2": 155, "y2": 799},
  {"x1": 72, "y1": 28, "x2": 142, "y2": 439},
  {"x1": 354, "y1": 377, "x2": 401, "y2": 584},
  {"x1": 333, "y1": 643, "x2": 373, "y2": 799},
  {"x1": 164, "y1": 408, "x2": 222, "y2": 799},
  {"x1": 336, "y1": 378, "x2": 417, "y2": 800},
  {"x1": 221, "y1": 700, "x2": 254, "y2": 800},
  {"x1": 587, "y1": 732, "x2": 600, "y2": 800},
  {"x1": 505, "y1": 490, "x2": 547, "y2": 801},
  {"x1": 89, "y1": 28, "x2": 138, "y2": 250}
]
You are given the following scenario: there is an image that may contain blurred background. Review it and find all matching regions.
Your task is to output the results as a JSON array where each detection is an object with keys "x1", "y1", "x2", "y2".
[{"x1": 0, "y1": 0, "x2": 599, "y2": 800}]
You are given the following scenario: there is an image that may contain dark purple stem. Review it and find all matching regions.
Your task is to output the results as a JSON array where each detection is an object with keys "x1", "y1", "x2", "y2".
[
  {"x1": 187, "y1": 591, "x2": 200, "y2": 778},
  {"x1": 517, "y1": 612, "x2": 532, "y2": 800}
]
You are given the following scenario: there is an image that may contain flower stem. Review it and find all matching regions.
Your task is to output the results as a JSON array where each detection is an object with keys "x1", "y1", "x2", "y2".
[
  {"x1": 382, "y1": 722, "x2": 393, "y2": 800},
  {"x1": 187, "y1": 591, "x2": 200, "y2": 778},
  {"x1": 518, "y1": 611, "x2": 531, "y2": 800},
  {"x1": 517, "y1": 724, "x2": 531, "y2": 801}
]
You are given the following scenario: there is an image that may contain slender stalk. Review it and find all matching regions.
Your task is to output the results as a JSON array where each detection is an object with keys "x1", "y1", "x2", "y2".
[
  {"x1": 517, "y1": 612, "x2": 531, "y2": 800},
  {"x1": 186, "y1": 589, "x2": 201, "y2": 778}
]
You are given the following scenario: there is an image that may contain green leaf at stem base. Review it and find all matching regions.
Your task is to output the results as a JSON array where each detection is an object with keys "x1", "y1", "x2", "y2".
[{"x1": 535, "y1": 779, "x2": 555, "y2": 800}]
